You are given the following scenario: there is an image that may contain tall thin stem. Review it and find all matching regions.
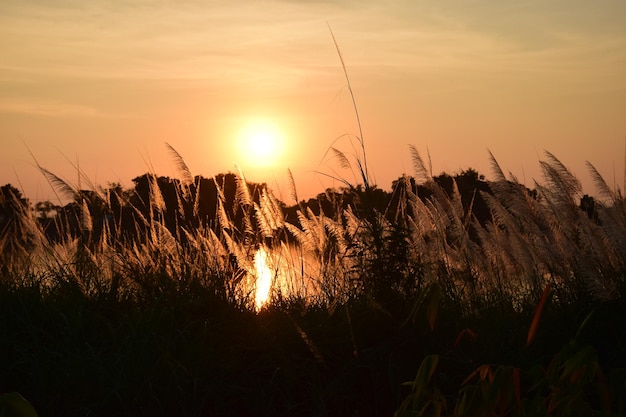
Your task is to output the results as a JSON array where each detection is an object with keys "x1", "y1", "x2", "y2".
[{"x1": 328, "y1": 24, "x2": 370, "y2": 189}]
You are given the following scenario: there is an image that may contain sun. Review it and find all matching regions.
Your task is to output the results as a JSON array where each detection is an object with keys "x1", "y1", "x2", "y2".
[{"x1": 237, "y1": 119, "x2": 285, "y2": 168}]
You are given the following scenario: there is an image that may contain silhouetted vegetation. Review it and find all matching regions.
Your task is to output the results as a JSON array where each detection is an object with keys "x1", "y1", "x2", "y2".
[{"x1": 1, "y1": 150, "x2": 625, "y2": 416}]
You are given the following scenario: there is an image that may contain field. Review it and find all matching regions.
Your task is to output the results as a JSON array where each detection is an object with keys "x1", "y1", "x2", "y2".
[{"x1": 1, "y1": 148, "x2": 625, "y2": 416}]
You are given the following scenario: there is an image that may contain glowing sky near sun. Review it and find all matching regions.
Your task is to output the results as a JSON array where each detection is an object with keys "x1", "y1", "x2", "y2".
[{"x1": 1, "y1": 0, "x2": 625, "y2": 203}]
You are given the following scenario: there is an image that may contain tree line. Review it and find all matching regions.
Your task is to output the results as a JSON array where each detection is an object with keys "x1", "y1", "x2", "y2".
[{"x1": 0, "y1": 168, "x2": 600, "y2": 256}]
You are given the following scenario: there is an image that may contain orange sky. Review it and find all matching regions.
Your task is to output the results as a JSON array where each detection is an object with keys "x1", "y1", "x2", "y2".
[{"x1": 2, "y1": 1, "x2": 625, "y2": 204}]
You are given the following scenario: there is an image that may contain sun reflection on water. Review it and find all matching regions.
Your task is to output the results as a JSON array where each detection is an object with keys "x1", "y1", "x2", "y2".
[
  {"x1": 251, "y1": 244, "x2": 324, "y2": 311},
  {"x1": 254, "y1": 247, "x2": 273, "y2": 310}
]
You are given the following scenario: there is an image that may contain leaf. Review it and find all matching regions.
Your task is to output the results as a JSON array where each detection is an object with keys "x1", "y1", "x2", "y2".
[
  {"x1": 562, "y1": 346, "x2": 597, "y2": 383},
  {"x1": 462, "y1": 364, "x2": 492, "y2": 386},
  {"x1": 526, "y1": 283, "x2": 552, "y2": 347},
  {"x1": 574, "y1": 309, "x2": 595, "y2": 344},
  {"x1": 485, "y1": 366, "x2": 515, "y2": 415},
  {"x1": 412, "y1": 354, "x2": 440, "y2": 399},
  {"x1": 0, "y1": 392, "x2": 38, "y2": 417},
  {"x1": 449, "y1": 328, "x2": 477, "y2": 353}
]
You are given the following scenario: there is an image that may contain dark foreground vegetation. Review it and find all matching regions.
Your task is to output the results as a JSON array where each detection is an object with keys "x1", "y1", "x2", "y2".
[{"x1": 1, "y1": 148, "x2": 625, "y2": 416}]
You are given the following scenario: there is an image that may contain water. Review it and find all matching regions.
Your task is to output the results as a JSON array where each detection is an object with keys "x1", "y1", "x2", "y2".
[{"x1": 251, "y1": 243, "x2": 325, "y2": 310}]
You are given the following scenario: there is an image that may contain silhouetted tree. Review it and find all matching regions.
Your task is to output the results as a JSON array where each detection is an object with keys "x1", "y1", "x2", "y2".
[
  {"x1": 126, "y1": 173, "x2": 269, "y2": 244},
  {"x1": 34, "y1": 201, "x2": 59, "y2": 220},
  {"x1": 580, "y1": 194, "x2": 599, "y2": 222}
]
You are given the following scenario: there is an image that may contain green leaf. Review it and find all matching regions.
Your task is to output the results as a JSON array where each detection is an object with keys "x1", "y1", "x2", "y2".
[
  {"x1": 561, "y1": 346, "x2": 597, "y2": 382},
  {"x1": 485, "y1": 366, "x2": 514, "y2": 415},
  {"x1": 412, "y1": 354, "x2": 440, "y2": 399},
  {"x1": 574, "y1": 309, "x2": 595, "y2": 344},
  {"x1": 0, "y1": 392, "x2": 38, "y2": 417}
]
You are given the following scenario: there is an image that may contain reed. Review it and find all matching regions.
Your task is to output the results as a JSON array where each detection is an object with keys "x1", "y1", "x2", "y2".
[
  {"x1": 2, "y1": 140, "x2": 626, "y2": 416},
  {"x1": 2, "y1": 143, "x2": 625, "y2": 307}
]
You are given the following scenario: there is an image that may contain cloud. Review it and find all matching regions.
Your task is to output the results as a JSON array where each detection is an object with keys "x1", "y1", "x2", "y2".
[
  {"x1": 2, "y1": 0, "x2": 625, "y2": 99},
  {"x1": 0, "y1": 98, "x2": 123, "y2": 118}
]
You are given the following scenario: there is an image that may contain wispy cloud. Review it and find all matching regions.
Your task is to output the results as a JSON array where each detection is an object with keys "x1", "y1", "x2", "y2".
[
  {"x1": 1, "y1": 1, "x2": 338, "y2": 85},
  {"x1": 0, "y1": 98, "x2": 126, "y2": 117},
  {"x1": 1, "y1": 0, "x2": 625, "y2": 109}
]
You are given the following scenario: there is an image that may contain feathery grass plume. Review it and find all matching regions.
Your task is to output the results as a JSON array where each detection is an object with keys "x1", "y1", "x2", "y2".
[
  {"x1": 273, "y1": 241, "x2": 306, "y2": 296},
  {"x1": 409, "y1": 144, "x2": 432, "y2": 184},
  {"x1": 586, "y1": 161, "x2": 619, "y2": 204},
  {"x1": 424, "y1": 185, "x2": 455, "y2": 264},
  {"x1": 150, "y1": 221, "x2": 177, "y2": 258},
  {"x1": 535, "y1": 179, "x2": 578, "y2": 239},
  {"x1": 316, "y1": 143, "x2": 356, "y2": 189},
  {"x1": 485, "y1": 151, "x2": 543, "y2": 241},
  {"x1": 482, "y1": 152, "x2": 564, "y2": 282},
  {"x1": 488, "y1": 149, "x2": 507, "y2": 184},
  {"x1": 283, "y1": 218, "x2": 306, "y2": 245},
  {"x1": 0, "y1": 188, "x2": 44, "y2": 274},
  {"x1": 234, "y1": 165, "x2": 252, "y2": 207},
  {"x1": 405, "y1": 190, "x2": 447, "y2": 287},
  {"x1": 148, "y1": 174, "x2": 166, "y2": 216},
  {"x1": 325, "y1": 215, "x2": 348, "y2": 257},
  {"x1": 597, "y1": 202, "x2": 626, "y2": 262},
  {"x1": 78, "y1": 197, "x2": 94, "y2": 238},
  {"x1": 191, "y1": 177, "x2": 202, "y2": 219},
  {"x1": 535, "y1": 172, "x2": 618, "y2": 302},
  {"x1": 342, "y1": 205, "x2": 362, "y2": 244},
  {"x1": 425, "y1": 189, "x2": 478, "y2": 302},
  {"x1": 486, "y1": 151, "x2": 512, "y2": 206},
  {"x1": 227, "y1": 168, "x2": 255, "y2": 240},
  {"x1": 165, "y1": 143, "x2": 193, "y2": 189},
  {"x1": 165, "y1": 143, "x2": 195, "y2": 223},
  {"x1": 254, "y1": 202, "x2": 273, "y2": 239},
  {"x1": 491, "y1": 182, "x2": 553, "y2": 296},
  {"x1": 540, "y1": 151, "x2": 582, "y2": 211},
  {"x1": 331, "y1": 147, "x2": 352, "y2": 172},
  {"x1": 286, "y1": 204, "x2": 350, "y2": 299},
  {"x1": 209, "y1": 228, "x2": 232, "y2": 268},
  {"x1": 222, "y1": 230, "x2": 251, "y2": 272},
  {"x1": 480, "y1": 191, "x2": 543, "y2": 297},
  {"x1": 39, "y1": 167, "x2": 77, "y2": 202},
  {"x1": 214, "y1": 188, "x2": 233, "y2": 231},
  {"x1": 589, "y1": 202, "x2": 626, "y2": 294},
  {"x1": 296, "y1": 207, "x2": 327, "y2": 254},
  {"x1": 286, "y1": 168, "x2": 299, "y2": 206},
  {"x1": 569, "y1": 198, "x2": 622, "y2": 300},
  {"x1": 255, "y1": 187, "x2": 284, "y2": 237}
]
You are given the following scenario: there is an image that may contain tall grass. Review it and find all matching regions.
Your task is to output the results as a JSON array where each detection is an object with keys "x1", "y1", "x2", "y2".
[
  {"x1": 1, "y1": 145, "x2": 625, "y2": 311},
  {"x1": 2, "y1": 145, "x2": 625, "y2": 416}
]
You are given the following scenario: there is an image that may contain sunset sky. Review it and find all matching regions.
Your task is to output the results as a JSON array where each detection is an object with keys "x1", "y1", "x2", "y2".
[{"x1": 2, "y1": 0, "x2": 625, "y2": 204}]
